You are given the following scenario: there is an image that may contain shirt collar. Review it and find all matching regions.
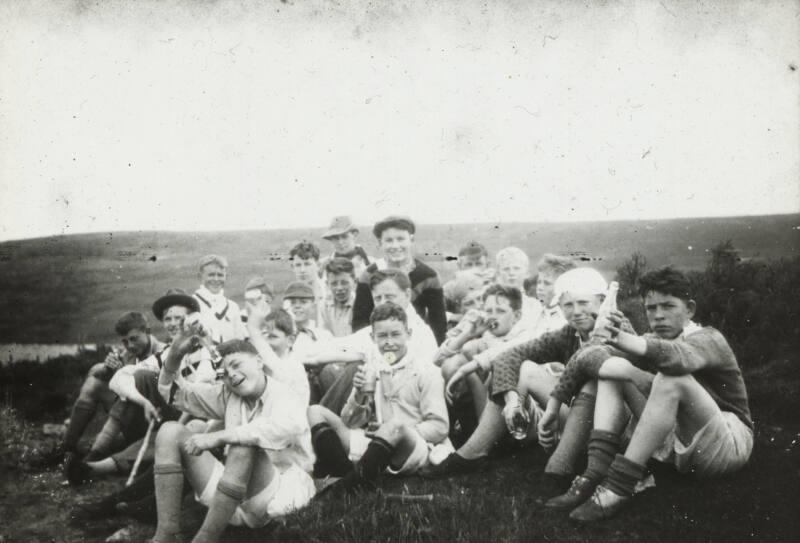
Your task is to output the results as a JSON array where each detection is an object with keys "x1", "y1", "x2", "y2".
[{"x1": 197, "y1": 285, "x2": 225, "y2": 304}]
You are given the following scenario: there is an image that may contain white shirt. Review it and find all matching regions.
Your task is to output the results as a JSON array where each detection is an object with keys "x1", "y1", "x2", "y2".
[
  {"x1": 325, "y1": 305, "x2": 438, "y2": 366},
  {"x1": 194, "y1": 286, "x2": 247, "y2": 343}
]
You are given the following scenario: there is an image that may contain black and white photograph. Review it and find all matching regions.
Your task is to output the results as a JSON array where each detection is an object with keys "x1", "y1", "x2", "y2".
[{"x1": 0, "y1": 1, "x2": 798, "y2": 541}]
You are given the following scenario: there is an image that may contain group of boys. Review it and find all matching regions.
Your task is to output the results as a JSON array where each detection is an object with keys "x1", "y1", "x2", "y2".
[{"x1": 44, "y1": 214, "x2": 752, "y2": 542}]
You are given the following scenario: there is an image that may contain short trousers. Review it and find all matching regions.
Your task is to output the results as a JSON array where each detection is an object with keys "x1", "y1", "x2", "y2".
[
  {"x1": 197, "y1": 461, "x2": 316, "y2": 528},
  {"x1": 348, "y1": 428, "x2": 454, "y2": 475},
  {"x1": 653, "y1": 410, "x2": 753, "y2": 477}
]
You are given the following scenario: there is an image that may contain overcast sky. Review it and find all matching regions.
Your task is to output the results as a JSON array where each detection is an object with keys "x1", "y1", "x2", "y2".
[{"x1": 1, "y1": 0, "x2": 798, "y2": 242}]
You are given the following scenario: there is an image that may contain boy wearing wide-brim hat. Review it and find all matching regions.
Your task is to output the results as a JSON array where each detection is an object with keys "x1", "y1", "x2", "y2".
[{"x1": 320, "y1": 216, "x2": 372, "y2": 279}]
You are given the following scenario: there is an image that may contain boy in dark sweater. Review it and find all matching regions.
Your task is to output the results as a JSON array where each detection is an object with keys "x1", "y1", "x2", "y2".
[
  {"x1": 351, "y1": 216, "x2": 447, "y2": 345},
  {"x1": 552, "y1": 266, "x2": 753, "y2": 521}
]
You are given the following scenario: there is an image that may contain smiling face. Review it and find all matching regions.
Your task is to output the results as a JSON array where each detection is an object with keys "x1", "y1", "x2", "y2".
[
  {"x1": 327, "y1": 271, "x2": 354, "y2": 305},
  {"x1": 483, "y1": 294, "x2": 521, "y2": 337},
  {"x1": 460, "y1": 289, "x2": 484, "y2": 314},
  {"x1": 327, "y1": 231, "x2": 357, "y2": 254},
  {"x1": 536, "y1": 271, "x2": 558, "y2": 306},
  {"x1": 121, "y1": 328, "x2": 150, "y2": 359},
  {"x1": 371, "y1": 318, "x2": 411, "y2": 361},
  {"x1": 290, "y1": 257, "x2": 320, "y2": 283},
  {"x1": 262, "y1": 321, "x2": 293, "y2": 357},
  {"x1": 378, "y1": 227, "x2": 414, "y2": 266},
  {"x1": 644, "y1": 291, "x2": 695, "y2": 339},
  {"x1": 162, "y1": 305, "x2": 190, "y2": 340},
  {"x1": 221, "y1": 351, "x2": 267, "y2": 400},
  {"x1": 371, "y1": 279, "x2": 411, "y2": 309},
  {"x1": 559, "y1": 292, "x2": 604, "y2": 337},
  {"x1": 200, "y1": 263, "x2": 227, "y2": 294},
  {"x1": 287, "y1": 297, "x2": 315, "y2": 325}
]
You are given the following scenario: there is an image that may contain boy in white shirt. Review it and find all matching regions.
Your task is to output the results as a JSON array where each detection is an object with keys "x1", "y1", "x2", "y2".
[
  {"x1": 245, "y1": 306, "x2": 310, "y2": 405},
  {"x1": 194, "y1": 255, "x2": 246, "y2": 342},
  {"x1": 307, "y1": 303, "x2": 451, "y2": 490},
  {"x1": 150, "y1": 336, "x2": 315, "y2": 542}
]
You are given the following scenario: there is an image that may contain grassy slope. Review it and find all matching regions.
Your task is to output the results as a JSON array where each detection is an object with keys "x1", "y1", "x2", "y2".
[{"x1": 0, "y1": 214, "x2": 797, "y2": 344}]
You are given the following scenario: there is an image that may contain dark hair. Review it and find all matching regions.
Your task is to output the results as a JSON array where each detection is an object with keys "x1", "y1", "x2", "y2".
[
  {"x1": 372, "y1": 216, "x2": 416, "y2": 239},
  {"x1": 115, "y1": 312, "x2": 149, "y2": 336},
  {"x1": 537, "y1": 254, "x2": 576, "y2": 276},
  {"x1": 289, "y1": 241, "x2": 320, "y2": 262},
  {"x1": 264, "y1": 308, "x2": 295, "y2": 337},
  {"x1": 369, "y1": 269, "x2": 412, "y2": 292},
  {"x1": 459, "y1": 241, "x2": 488, "y2": 258},
  {"x1": 638, "y1": 266, "x2": 693, "y2": 302},
  {"x1": 522, "y1": 276, "x2": 537, "y2": 297},
  {"x1": 217, "y1": 339, "x2": 259, "y2": 358},
  {"x1": 370, "y1": 302, "x2": 408, "y2": 327},
  {"x1": 325, "y1": 257, "x2": 356, "y2": 278},
  {"x1": 482, "y1": 284, "x2": 523, "y2": 311}
]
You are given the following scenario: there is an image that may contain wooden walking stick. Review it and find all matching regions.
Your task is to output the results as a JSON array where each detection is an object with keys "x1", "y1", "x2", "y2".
[{"x1": 126, "y1": 418, "x2": 156, "y2": 486}]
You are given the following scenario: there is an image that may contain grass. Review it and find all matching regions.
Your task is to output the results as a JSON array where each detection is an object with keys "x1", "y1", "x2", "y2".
[{"x1": 1, "y1": 352, "x2": 799, "y2": 542}]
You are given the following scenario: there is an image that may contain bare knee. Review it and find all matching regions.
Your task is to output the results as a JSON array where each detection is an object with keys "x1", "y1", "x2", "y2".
[
  {"x1": 307, "y1": 404, "x2": 334, "y2": 427},
  {"x1": 441, "y1": 356, "x2": 464, "y2": 381},
  {"x1": 156, "y1": 421, "x2": 188, "y2": 449},
  {"x1": 375, "y1": 420, "x2": 409, "y2": 444},
  {"x1": 226, "y1": 445, "x2": 257, "y2": 466},
  {"x1": 519, "y1": 360, "x2": 543, "y2": 383},
  {"x1": 650, "y1": 373, "x2": 692, "y2": 400}
]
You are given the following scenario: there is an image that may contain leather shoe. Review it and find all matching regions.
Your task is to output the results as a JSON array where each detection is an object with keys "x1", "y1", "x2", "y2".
[
  {"x1": 545, "y1": 475, "x2": 597, "y2": 510},
  {"x1": 569, "y1": 484, "x2": 630, "y2": 522}
]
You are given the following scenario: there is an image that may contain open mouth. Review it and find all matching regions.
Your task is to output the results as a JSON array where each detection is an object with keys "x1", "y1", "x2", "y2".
[{"x1": 230, "y1": 376, "x2": 245, "y2": 388}]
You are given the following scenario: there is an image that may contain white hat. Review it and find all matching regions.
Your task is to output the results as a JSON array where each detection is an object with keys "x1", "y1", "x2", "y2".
[{"x1": 553, "y1": 268, "x2": 608, "y2": 302}]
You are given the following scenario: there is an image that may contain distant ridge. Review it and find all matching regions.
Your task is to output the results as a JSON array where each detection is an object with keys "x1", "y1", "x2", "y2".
[{"x1": 0, "y1": 213, "x2": 797, "y2": 344}]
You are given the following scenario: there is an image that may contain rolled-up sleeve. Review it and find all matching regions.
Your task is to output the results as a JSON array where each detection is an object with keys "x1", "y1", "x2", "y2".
[{"x1": 170, "y1": 381, "x2": 228, "y2": 421}]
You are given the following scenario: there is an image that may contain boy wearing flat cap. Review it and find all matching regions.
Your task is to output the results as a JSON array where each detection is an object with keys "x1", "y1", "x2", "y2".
[
  {"x1": 194, "y1": 254, "x2": 247, "y2": 343},
  {"x1": 352, "y1": 216, "x2": 448, "y2": 345},
  {"x1": 242, "y1": 276, "x2": 275, "y2": 329},
  {"x1": 320, "y1": 216, "x2": 372, "y2": 279}
]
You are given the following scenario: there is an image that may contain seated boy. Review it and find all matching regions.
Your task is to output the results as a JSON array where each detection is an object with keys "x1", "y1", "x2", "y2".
[
  {"x1": 320, "y1": 257, "x2": 357, "y2": 338},
  {"x1": 149, "y1": 336, "x2": 316, "y2": 542},
  {"x1": 551, "y1": 266, "x2": 753, "y2": 521},
  {"x1": 302, "y1": 269, "x2": 439, "y2": 414},
  {"x1": 443, "y1": 241, "x2": 494, "y2": 314},
  {"x1": 42, "y1": 312, "x2": 165, "y2": 470},
  {"x1": 283, "y1": 280, "x2": 334, "y2": 403},
  {"x1": 66, "y1": 290, "x2": 216, "y2": 485},
  {"x1": 438, "y1": 285, "x2": 525, "y2": 428},
  {"x1": 320, "y1": 215, "x2": 372, "y2": 278},
  {"x1": 307, "y1": 303, "x2": 451, "y2": 491},
  {"x1": 245, "y1": 305, "x2": 310, "y2": 404},
  {"x1": 241, "y1": 276, "x2": 275, "y2": 328},
  {"x1": 352, "y1": 216, "x2": 448, "y2": 345},
  {"x1": 194, "y1": 255, "x2": 246, "y2": 342},
  {"x1": 443, "y1": 270, "x2": 487, "y2": 330},
  {"x1": 425, "y1": 268, "x2": 609, "y2": 477},
  {"x1": 285, "y1": 241, "x2": 327, "y2": 322}
]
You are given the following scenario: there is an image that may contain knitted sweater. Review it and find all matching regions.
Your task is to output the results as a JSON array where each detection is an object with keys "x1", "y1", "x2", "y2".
[
  {"x1": 489, "y1": 325, "x2": 582, "y2": 402},
  {"x1": 550, "y1": 326, "x2": 753, "y2": 431},
  {"x1": 352, "y1": 258, "x2": 447, "y2": 345}
]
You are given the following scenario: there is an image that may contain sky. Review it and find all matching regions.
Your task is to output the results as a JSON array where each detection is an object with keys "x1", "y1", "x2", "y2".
[{"x1": 0, "y1": 0, "x2": 798, "y2": 242}]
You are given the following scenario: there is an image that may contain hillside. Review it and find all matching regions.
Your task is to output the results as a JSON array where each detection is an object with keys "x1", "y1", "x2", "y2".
[{"x1": 0, "y1": 214, "x2": 797, "y2": 344}]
